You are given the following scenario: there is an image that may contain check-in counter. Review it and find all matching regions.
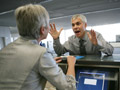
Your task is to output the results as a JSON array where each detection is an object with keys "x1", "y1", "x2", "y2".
[{"x1": 59, "y1": 54, "x2": 120, "y2": 90}]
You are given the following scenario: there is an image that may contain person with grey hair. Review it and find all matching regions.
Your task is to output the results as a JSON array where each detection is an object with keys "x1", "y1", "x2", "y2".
[
  {"x1": 0, "y1": 4, "x2": 76, "y2": 90},
  {"x1": 50, "y1": 14, "x2": 114, "y2": 56}
]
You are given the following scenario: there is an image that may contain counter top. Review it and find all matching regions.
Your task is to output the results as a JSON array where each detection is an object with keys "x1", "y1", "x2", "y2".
[{"x1": 60, "y1": 54, "x2": 120, "y2": 68}]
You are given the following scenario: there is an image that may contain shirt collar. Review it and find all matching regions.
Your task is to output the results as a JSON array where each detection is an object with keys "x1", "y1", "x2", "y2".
[
  {"x1": 31, "y1": 40, "x2": 39, "y2": 45},
  {"x1": 20, "y1": 36, "x2": 39, "y2": 45},
  {"x1": 82, "y1": 31, "x2": 88, "y2": 41},
  {"x1": 78, "y1": 31, "x2": 87, "y2": 41}
]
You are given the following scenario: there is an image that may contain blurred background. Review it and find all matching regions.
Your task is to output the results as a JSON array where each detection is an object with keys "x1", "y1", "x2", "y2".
[{"x1": 0, "y1": 0, "x2": 120, "y2": 52}]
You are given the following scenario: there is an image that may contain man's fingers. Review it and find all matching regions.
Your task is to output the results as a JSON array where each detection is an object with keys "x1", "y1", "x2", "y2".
[
  {"x1": 56, "y1": 60, "x2": 62, "y2": 63},
  {"x1": 53, "y1": 23, "x2": 56, "y2": 30},
  {"x1": 91, "y1": 29, "x2": 96, "y2": 38},
  {"x1": 87, "y1": 32, "x2": 91, "y2": 39},
  {"x1": 90, "y1": 29, "x2": 94, "y2": 37},
  {"x1": 59, "y1": 28, "x2": 63, "y2": 33},
  {"x1": 50, "y1": 23, "x2": 53, "y2": 30},
  {"x1": 54, "y1": 57, "x2": 62, "y2": 63},
  {"x1": 54, "y1": 57, "x2": 62, "y2": 60}
]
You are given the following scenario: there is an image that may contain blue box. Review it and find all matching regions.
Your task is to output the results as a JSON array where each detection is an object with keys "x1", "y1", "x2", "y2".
[{"x1": 76, "y1": 69, "x2": 108, "y2": 90}]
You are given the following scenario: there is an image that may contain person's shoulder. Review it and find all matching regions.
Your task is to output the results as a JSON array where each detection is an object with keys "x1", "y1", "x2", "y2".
[
  {"x1": 20, "y1": 37, "x2": 47, "y2": 54},
  {"x1": 33, "y1": 44, "x2": 46, "y2": 53},
  {"x1": 94, "y1": 30, "x2": 100, "y2": 34},
  {"x1": 68, "y1": 35, "x2": 77, "y2": 40},
  {"x1": 94, "y1": 31, "x2": 102, "y2": 37}
]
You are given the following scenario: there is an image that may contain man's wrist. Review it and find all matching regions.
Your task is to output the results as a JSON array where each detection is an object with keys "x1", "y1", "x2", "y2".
[{"x1": 54, "y1": 37, "x2": 59, "y2": 40}]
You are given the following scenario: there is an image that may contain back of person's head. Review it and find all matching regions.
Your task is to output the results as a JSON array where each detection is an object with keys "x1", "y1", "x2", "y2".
[
  {"x1": 15, "y1": 4, "x2": 49, "y2": 39},
  {"x1": 71, "y1": 14, "x2": 87, "y2": 24}
]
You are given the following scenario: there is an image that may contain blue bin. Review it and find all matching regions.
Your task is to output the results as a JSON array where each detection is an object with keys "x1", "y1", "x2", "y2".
[{"x1": 76, "y1": 69, "x2": 108, "y2": 90}]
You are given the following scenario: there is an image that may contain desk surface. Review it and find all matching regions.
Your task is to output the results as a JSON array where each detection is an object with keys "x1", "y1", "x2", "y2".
[{"x1": 60, "y1": 54, "x2": 120, "y2": 68}]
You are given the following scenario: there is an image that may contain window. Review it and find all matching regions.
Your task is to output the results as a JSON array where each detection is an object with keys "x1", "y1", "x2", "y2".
[{"x1": 87, "y1": 23, "x2": 120, "y2": 42}]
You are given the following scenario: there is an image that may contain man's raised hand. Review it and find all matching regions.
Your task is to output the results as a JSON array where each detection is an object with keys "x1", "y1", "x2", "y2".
[{"x1": 49, "y1": 23, "x2": 63, "y2": 40}]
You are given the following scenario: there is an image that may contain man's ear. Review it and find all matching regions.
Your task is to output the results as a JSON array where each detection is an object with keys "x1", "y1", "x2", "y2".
[
  {"x1": 40, "y1": 26, "x2": 44, "y2": 35},
  {"x1": 85, "y1": 23, "x2": 87, "y2": 28}
]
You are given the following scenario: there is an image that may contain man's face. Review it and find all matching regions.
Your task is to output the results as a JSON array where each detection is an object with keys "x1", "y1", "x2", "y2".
[{"x1": 72, "y1": 18, "x2": 87, "y2": 38}]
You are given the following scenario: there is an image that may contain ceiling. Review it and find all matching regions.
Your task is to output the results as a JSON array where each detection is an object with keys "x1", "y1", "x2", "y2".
[{"x1": 0, "y1": 0, "x2": 120, "y2": 32}]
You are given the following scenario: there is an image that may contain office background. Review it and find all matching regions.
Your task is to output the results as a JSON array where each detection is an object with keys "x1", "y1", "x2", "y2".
[
  {"x1": 0, "y1": 0, "x2": 120, "y2": 51},
  {"x1": 0, "y1": 1, "x2": 120, "y2": 90}
]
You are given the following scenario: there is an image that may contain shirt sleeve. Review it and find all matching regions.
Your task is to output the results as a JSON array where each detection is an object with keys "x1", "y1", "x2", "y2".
[
  {"x1": 38, "y1": 51, "x2": 76, "y2": 90},
  {"x1": 96, "y1": 33, "x2": 114, "y2": 55},
  {"x1": 53, "y1": 38, "x2": 69, "y2": 56}
]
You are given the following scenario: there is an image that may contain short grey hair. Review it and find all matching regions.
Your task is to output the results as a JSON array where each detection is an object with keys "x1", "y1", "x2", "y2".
[
  {"x1": 15, "y1": 4, "x2": 49, "y2": 39},
  {"x1": 71, "y1": 14, "x2": 87, "y2": 23}
]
